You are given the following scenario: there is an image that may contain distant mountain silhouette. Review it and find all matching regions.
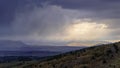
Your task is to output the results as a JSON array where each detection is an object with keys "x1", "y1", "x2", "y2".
[{"x1": 0, "y1": 40, "x2": 84, "y2": 56}]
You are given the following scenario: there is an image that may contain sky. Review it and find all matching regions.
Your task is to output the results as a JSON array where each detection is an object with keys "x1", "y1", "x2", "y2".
[{"x1": 0, "y1": 0, "x2": 120, "y2": 46}]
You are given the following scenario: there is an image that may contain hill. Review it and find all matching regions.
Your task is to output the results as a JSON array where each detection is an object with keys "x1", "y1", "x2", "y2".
[
  {"x1": 0, "y1": 40, "x2": 84, "y2": 57},
  {"x1": 22, "y1": 41, "x2": 120, "y2": 68},
  {"x1": 0, "y1": 40, "x2": 84, "y2": 52},
  {"x1": 0, "y1": 41, "x2": 120, "y2": 68}
]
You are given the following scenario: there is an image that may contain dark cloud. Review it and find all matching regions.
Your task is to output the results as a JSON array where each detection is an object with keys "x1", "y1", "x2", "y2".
[
  {"x1": 103, "y1": 0, "x2": 120, "y2": 2},
  {"x1": 0, "y1": 0, "x2": 120, "y2": 45},
  {"x1": 51, "y1": 0, "x2": 120, "y2": 19},
  {"x1": 51, "y1": 0, "x2": 120, "y2": 10},
  {"x1": 0, "y1": 0, "x2": 46, "y2": 26},
  {"x1": 0, "y1": 0, "x2": 120, "y2": 26}
]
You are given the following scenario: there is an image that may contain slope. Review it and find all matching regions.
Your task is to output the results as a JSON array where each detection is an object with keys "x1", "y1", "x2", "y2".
[
  {"x1": 1, "y1": 42, "x2": 120, "y2": 68},
  {"x1": 22, "y1": 42, "x2": 120, "y2": 68}
]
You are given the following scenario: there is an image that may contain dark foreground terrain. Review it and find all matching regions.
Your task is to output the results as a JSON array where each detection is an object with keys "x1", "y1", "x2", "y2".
[{"x1": 0, "y1": 42, "x2": 120, "y2": 68}]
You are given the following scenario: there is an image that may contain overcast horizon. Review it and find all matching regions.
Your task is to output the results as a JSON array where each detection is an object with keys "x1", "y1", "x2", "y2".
[{"x1": 0, "y1": 0, "x2": 120, "y2": 46}]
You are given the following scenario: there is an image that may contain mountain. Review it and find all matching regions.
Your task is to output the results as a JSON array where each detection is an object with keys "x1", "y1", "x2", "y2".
[
  {"x1": 0, "y1": 40, "x2": 26, "y2": 51},
  {"x1": 13, "y1": 41, "x2": 120, "y2": 68},
  {"x1": 0, "y1": 40, "x2": 84, "y2": 56},
  {"x1": 20, "y1": 45, "x2": 85, "y2": 53}
]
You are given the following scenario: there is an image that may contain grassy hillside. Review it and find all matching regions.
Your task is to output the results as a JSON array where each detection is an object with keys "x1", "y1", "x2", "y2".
[{"x1": 0, "y1": 42, "x2": 120, "y2": 68}]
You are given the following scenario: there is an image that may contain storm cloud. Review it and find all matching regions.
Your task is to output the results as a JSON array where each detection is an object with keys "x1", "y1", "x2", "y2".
[{"x1": 0, "y1": 0, "x2": 120, "y2": 46}]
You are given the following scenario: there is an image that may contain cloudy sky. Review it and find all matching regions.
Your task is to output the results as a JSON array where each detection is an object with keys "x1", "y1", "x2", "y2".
[{"x1": 0, "y1": 0, "x2": 120, "y2": 46}]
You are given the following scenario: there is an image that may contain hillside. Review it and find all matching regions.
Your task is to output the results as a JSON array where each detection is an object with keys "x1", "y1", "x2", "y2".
[{"x1": 0, "y1": 42, "x2": 120, "y2": 68}]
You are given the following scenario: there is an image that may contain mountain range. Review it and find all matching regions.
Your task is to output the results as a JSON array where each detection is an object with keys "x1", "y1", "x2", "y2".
[
  {"x1": 0, "y1": 40, "x2": 84, "y2": 56},
  {"x1": 11, "y1": 41, "x2": 120, "y2": 68}
]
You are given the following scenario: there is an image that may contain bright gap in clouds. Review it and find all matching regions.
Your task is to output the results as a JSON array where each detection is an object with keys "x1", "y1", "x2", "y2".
[{"x1": 47, "y1": 19, "x2": 110, "y2": 42}]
